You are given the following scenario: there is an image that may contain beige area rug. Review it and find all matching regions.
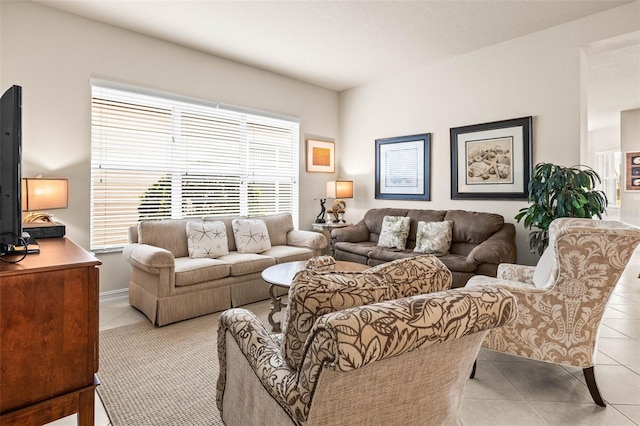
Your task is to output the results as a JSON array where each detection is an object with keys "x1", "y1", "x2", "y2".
[{"x1": 97, "y1": 301, "x2": 272, "y2": 426}]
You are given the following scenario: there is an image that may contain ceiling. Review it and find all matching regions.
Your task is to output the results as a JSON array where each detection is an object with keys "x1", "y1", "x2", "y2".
[{"x1": 31, "y1": 0, "x2": 640, "y2": 129}]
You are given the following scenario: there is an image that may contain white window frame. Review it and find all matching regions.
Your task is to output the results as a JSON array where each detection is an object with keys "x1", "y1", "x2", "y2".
[
  {"x1": 90, "y1": 80, "x2": 300, "y2": 252},
  {"x1": 595, "y1": 150, "x2": 621, "y2": 210}
]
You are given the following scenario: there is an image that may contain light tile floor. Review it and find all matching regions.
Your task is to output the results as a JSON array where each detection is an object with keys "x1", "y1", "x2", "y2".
[{"x1": 49, "y1": 247, "x2": 640, "y2": 426}]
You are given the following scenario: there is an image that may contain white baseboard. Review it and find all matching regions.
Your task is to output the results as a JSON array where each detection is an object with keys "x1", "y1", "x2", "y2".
[{"x1": 100, "y1": 288, "x2": 129, "y2": 303}]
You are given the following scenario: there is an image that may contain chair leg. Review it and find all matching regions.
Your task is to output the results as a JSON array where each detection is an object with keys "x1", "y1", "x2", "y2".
[
  {"x1": 470, "y1": 360, "x2": 476, "y2": 379},
  {"x1": 583, "y1": 366, "x2": 606, "y2": 407}
]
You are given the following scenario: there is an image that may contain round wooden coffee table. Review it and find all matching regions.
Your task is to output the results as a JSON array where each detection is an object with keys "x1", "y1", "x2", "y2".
[{"x1": 261, "y1": 260, "x2": 368, "y2": 332}]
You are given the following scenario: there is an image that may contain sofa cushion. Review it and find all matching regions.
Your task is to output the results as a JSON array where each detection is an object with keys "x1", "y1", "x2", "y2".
[
  {"x1": 414, "y1": 220, "x2": 453, "y2": 255},
  {"x1": 281, "y1": 255, "x2": 452, "y2": 370},
  {"x1": 216, "y1": 252, "x2": 276, "y2": 276},
  {"x1": 362, "y1": 208, "x2": 409, "y2": 240},
  {"x1": 377, "y1": 216, "x2": 411, "y2": 249},
  {"x1": 406, "y1": 209, "x2": 447, "y2": 244},
  {"x1": 174, "y1": 257, "x2": 230, "y2": 286},
  {"x1": 138, "y1": 218, "x2": 193, "y2": 258},
  {"x1": 437, "y1": 254, "x2": 479, "y2": 273},
  {"x1": 186, "y1": 220, "x2": 229, "y2": 258},
  {"x1": 260, "y1": 213, "x2": 294, "y2": 247},
  {"x1": 444, "y1": 210, "x2": 504, "y2": 244},
  {"x1": 204, "y1": 215, "x2": 244, "y2": 252},
  {"x1": 261, "y1": 245, "x2": 315, "y2": 263},
  {"x1": 232, "y1": 219, "x2": 272, "y2": 253}
]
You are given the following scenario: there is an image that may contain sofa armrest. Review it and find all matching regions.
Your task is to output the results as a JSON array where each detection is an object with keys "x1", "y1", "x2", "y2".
[
  {"x1": 466, "y1": 223, "x2": 516, "y2": 265},
  {"x1": 217, "y1": 308, "x2": 304, "y2": 422},
  {"x1": 287, "y1": 229, "x2": 328, "y2": 250},
  {"x1": 330, "y1": 221, "x2": 370, "y2": 243},
  {"x1": 497, "y1": 263, "x2": 536, "y2": 284},
  {"x1": 123, "y1": 243, "x2": 175, "y2": 274}
]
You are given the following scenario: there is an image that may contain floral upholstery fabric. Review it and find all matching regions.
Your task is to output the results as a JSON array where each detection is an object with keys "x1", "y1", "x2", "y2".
[
  {"x1": 304, "y1": 255, "x2": 336, "y2": 272},
  {"x1": 377, "y1": 215, "x2": 411, "y2": 249},
  {"x1": 468, "y1": 218, "x2": 640, "y2": 368},
  {"x1": 217, "y1": 285, "x2": 517, "y2": 425},
  {"x1": 281, "y1": 255, "x2": 452, "y2": 370}
]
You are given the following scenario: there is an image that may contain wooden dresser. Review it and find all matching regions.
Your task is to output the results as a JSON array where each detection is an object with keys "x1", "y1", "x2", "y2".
[{"x1": 0, "y1": 238, "x2": 101, "y2": 426}]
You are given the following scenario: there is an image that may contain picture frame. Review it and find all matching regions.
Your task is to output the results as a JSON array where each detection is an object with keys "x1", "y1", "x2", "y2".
[
  {"x1": 375, "y1": 133, "x2": 431, "y2": 201},
  {"x1": 450, "y1": 116, "x2": 532, "y2": 200},
  {"x1": 624, "y1": 151, "x2": 640, "y2": 191},
  {"x1": 306, "y1": 139, "x2": 335, "y2": 173}
]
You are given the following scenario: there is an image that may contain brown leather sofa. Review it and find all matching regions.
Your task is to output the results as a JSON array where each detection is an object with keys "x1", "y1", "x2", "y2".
[{"x1": 331, "y1": 208, "x2": 517, "y2": 287}]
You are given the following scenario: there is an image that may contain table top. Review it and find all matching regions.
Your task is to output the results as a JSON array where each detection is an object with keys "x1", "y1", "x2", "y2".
[{"x1": 261, "y1": 260, "x2": 368, "y2": 288}]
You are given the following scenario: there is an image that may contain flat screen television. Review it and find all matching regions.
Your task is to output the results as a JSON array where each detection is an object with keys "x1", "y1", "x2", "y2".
[{"x1": 0, "y1": 85, "x2": 23, "y2": 255}]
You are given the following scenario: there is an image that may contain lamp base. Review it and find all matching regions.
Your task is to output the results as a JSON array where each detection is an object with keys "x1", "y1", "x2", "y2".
[
  {"x1": 23, "y1": 212, "x2": 54, "y2": 223},
  {"x1": 22, "y1": 222, "x2": 66, "y2": 239}
]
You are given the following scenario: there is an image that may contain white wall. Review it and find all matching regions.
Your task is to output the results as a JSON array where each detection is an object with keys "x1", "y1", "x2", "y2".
[
  {"x1": 621, "y1": 109, "x2": 640, "y2": 226},
  {"x1": 338, "y1": 2, "x2": 640, "y2": 266},
  {"x1": 1, "y1": 1, "x2": 339, "y2": 293}
]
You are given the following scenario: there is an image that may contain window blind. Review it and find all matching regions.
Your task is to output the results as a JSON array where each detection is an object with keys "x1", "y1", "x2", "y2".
[{"x1": 90, "y1": 84, "x2": 300, "y2": 252}]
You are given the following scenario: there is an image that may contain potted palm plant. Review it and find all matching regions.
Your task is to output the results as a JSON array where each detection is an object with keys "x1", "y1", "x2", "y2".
[{"x1": 515, "y1": 162, "x2": 608, "y2": 255}]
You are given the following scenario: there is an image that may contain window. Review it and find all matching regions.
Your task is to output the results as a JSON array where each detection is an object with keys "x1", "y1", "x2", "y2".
[
  {"x1": 90, "y1": 82, "x2": 300, "y2": 252},
  {"x1": 595, "y1": 150, "x2": 621, "y2": 209}
]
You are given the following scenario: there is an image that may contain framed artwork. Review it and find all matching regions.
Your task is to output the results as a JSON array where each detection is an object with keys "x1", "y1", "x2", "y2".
[
  {"x1": 450, "y1": 116, "x2": 532, "y2": 200},
  {"x1": 375, "y1": 133, "x2": 431, "y2": 201},
  {"x1": 306, "y1": 139, "x2": 335, "y2": 173},
  {"x1": 625, "y1": 151, "x2": 640, "y2": 191}
]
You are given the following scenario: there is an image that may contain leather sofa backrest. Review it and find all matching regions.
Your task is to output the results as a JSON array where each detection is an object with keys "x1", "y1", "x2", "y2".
[
  {"x1": 406, "y1": 209, "x2": 448, "y2": 248},
  {"x1": 360, "y1": 208, "x2": 504, "y2": 252}
]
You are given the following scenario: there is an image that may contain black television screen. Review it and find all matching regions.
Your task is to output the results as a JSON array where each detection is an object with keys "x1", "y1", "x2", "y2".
[{"x1": 0, "y1": 85, "x2": 23, "y2": 253}]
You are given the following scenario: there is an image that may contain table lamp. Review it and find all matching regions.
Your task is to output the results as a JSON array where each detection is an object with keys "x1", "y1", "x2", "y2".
[
  {"x1": 22, "y1": 177, "x2": 69, "y2": 223},
  {"x1": 326, "y1": 180, "x2": 353, "y2": 223}
]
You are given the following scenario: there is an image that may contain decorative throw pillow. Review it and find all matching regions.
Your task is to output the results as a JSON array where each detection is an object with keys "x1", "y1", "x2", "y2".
[
  {"x1": 532, "y1": 246, "x2": 558, "y2": 289},
  {"x1": 186, "y1": 221, "x2": 229, "y2": 258},
  {"x1": 377, "y1": 216, "x2": 411, "y2": 250},
  {"x1": 414, "y1": 220, "x2": 453, "y2": 255},
  {"x1": 232, "y1": 219, "x2": 271, "y2": 253}
]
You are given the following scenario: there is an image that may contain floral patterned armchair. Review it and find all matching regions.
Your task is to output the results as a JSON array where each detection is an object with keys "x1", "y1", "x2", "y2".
[
  {"x1": 467, "y1": 218, "x2": 640, "y2": 407},
  {"x1": 216, "y1": 254, "x2": 517, "y2": 425}
]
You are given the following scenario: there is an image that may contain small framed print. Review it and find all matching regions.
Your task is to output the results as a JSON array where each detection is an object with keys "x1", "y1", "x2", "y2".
[
  {"x1": 306, "y1": 139, "x2": 335, "y2": 173},
  {"x1": 625, "y1": 151, "x2": 640, "y2": 191}
]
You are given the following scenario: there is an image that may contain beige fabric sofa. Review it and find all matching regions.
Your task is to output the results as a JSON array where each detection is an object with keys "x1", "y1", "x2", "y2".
[
  {"x1": 331, "y1": 208, "x2": 517, "y2": 288},
  {"x1": 123, "y1": 212, "x2": 327, "y2": 326},
  {"x1": 217, "y1": 255, "x2": 517, "y2": 425}
]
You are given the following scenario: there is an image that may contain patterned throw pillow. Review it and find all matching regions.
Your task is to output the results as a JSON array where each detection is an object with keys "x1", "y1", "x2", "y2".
[
  {"x1": 414, "y1": 220, "x2": 453, "y2": 255},
  {"x1": 186, "y1": 221, "x2": 229, "y2": 258},
  {"x1": 377, "y1": 216, "x2": 411, "y2": 249},
  {"x1": 232, "y1": 219, "x2": 272, "y2": 253}
]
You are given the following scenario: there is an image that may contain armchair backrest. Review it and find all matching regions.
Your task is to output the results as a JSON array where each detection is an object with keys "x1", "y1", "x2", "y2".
[
  {"x1": 532, "y1": 218, "x2": 640, "y2": 290},
  {"x1": 281, "y1": 255, "x2": 452, "y2": 370},
  {"x1": 298, "y1": 286, "x2": 517, "y2": 425},
  {"x1": 551, "y1": 219, "x2": 640, "y2": 299}
]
